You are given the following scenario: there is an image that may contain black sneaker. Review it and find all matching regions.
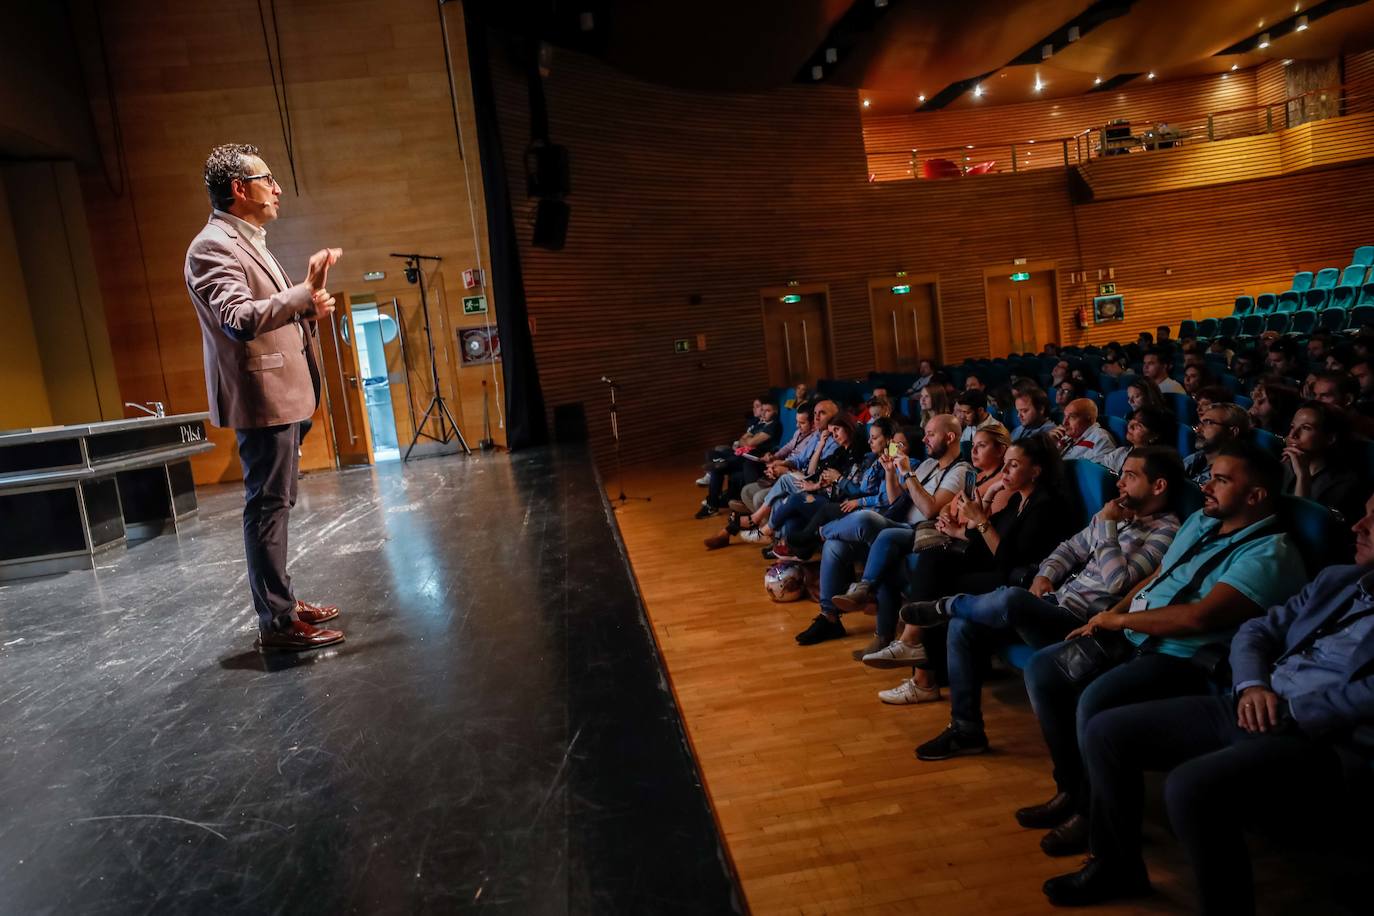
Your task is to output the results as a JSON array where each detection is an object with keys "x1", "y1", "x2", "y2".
[
  {"x1": 694, "y1": 501, "x2": 719, "y2": 520},
  {"x1": 725, "y1": 514, "x2": 742, "y2": 536},
  {"x1": 915, "y1": 725, "x2": 988, "y2": 761},
  {"x1": 795, "y1": 614, "x2": 846, "y2": 646}
]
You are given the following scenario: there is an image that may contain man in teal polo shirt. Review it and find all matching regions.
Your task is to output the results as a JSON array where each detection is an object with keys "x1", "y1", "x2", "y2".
[{"x1": 1013, "y1": 441, "x2": 1308, "y2": 857}]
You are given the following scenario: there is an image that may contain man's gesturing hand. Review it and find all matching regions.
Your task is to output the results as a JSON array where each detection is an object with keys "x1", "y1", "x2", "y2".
[{"x1": 306, "y1": 248, "x2": 343, "y2": 292}]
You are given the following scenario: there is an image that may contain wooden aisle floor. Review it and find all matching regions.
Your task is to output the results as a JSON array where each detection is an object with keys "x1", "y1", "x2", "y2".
[{"x1": 609, "y1": 465, "x2": 1193, "y2": 916}]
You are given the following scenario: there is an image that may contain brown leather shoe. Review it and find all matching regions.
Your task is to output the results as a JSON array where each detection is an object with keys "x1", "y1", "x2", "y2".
[
  {"x1": 295, "y1": 599, "x2": 340, "y2": 625},
  {"x1": 256, "y1": 620, "x2": 345, "y2": 652},
  {"x1": 703, "y1": 529, "x2": 731, "y2": 550}
]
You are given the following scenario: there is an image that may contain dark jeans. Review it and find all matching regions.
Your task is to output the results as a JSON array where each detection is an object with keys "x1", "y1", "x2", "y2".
[
  {"x1": 787, "y1": 502, "x2": 846, "y2": 556},
  {"x1": 944, "y1": 588, "x2": 1084, "y2": 732},
  {"x1": 705, "y1": 453, "x2": 760, "y2": 506},
  {"x1": 236, "y1": 421, "x2": 306, "y2": 633},
  {"x1": 1024, "y1": 645, "x2": 1211, "y2": 812},
  {"x1": 771, "y1": 491, "x2": 826, "y2": 540},
  {"x1": 1084, "y1": 694, "x2": 1346, "y2": 915}
]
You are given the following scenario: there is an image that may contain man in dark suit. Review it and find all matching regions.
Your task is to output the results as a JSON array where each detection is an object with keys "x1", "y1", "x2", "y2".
[
  {"x1": 185, "y1": 143, "x2": 344, "y2": 652},
  {"x1": 1044, "y1": 493, "x2": 1374, "y2": 911}
]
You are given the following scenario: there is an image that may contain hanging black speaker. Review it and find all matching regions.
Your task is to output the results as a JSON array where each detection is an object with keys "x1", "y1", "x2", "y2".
[
  {"x1": 525, "y1": 142, "x2": 570, "y2": 198},
  {"x1": 533, "y1": 198, "x2": 570, "y2": 251}
]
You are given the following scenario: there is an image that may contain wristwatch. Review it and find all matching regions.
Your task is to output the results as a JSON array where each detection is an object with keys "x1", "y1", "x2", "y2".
[{"x1": 977, "y1": 521, "x2": 990, "y2": 534}]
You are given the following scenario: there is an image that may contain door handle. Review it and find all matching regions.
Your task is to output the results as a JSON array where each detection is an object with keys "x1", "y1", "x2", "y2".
[
  {"x1": 1028, "y1": 294, "x2": 1039, "y2": 351},
  {"x1": 891, "y1": 312, "x2": 901, "y2": 358},
  {"x1": 801, "y1": 319, "x2": 812, "y2": 371},
  {"x1": 1006, "y1": 296, "x2": 1018, "y2": 353},
  {"x1": 783, "y1": 321, "x2": 794, "y2": 379},
  {"x1": 911, "y1": 308, "x2": 921, "y2": 359}
]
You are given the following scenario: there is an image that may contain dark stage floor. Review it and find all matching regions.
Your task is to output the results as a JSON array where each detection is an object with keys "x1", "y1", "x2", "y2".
[{"x1": 0, "y1": 447, "x2": 740, "y2": 915}]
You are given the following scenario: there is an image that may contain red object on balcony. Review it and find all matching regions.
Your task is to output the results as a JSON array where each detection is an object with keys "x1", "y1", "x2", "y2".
[{"x1": 920, "y1": 158, "x2": 962, "y2": 179}]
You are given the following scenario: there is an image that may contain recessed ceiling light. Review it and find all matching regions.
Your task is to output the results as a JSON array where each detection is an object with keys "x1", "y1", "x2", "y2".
[
  {"x1": 862, "y1": 99, "x2": 871, "y2": 107},
  {"x1": 1221, "y1": 73, "x2": 1228, "y2": 79},
  {"x1": 1231, "y1": 63, "x2": 1239, "y2": 70},
  {"x1": 966, "y1": 144, "x2": 974, "y2": 149},
  {"x1": 973, "y1": 84, "x2": 984, "y2": 97},
  {"x1": 1067, "y1": 25, "x2": 1080, "y2": 42},
  {"x1": 824, "y1": 47, "x2": 838, "y2": 64},
  {"x1": 1258, "y1": 32, "x2": 1271, "y2": 49},
  {"x1": 811, "y1": 65, "x2": 823, "y2": 80},
  {"x1": 1041, "y1": 44, "x2": 1053, "y2": 60},
  {"x1": 1147, "y1": 71, "x2": 1156, "y2": 79},
  {"x1": 1028, "y1": 139, "x2": 1035, "y2": 144},
  {"x1": 917, "y1": 93, "x2": 926, "y2": 102},
  {"x1": 1034, "y1": 78, "x2": 1045, "y2": 92},
  {"x1": 1093, "y1": 76, "x2": 1102, "y2": 85},
  {"x1": 1283, "y1": 58, "x2": 1294, "y2": 66},
  {"x1": 1296, "y1": 15, "x2": 1309, "y2": 30}
]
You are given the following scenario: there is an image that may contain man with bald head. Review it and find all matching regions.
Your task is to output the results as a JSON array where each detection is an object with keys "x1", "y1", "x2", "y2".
[
  {"x1": 1054, "y1": 398, "x2": 1116, "y2": 461},
  {"x1": 796, "y1": 414, "x2": 972, "y2": 645}
]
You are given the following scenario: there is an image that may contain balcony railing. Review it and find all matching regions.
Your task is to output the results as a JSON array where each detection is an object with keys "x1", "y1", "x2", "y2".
[{"x1": 866, "y1": 84, "x2": 1374, "y2": 182}]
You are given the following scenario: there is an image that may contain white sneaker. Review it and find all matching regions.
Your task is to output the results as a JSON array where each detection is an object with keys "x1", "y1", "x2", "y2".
[
  {"x1": 739, "y1": 528, "x2": 769, "y2": 544},
  {"x1": 862, "y1": 639, "x2": 929, "y2": 669},
  {"x1": 695, "y1": 474, "x2": 711, "y2": 486},
  {"x1": 879, "y1": 678, "x2": 942, "y2": 705}
]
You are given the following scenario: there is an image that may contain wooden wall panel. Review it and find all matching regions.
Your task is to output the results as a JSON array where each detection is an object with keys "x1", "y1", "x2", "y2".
[
  {"x1": 1346, "y1": 50, "x2": 1374, "y2": 97},
  {"x1": 73, "y1": 0, "x2": 499, "y2": 483},
  {"x1": 489, "y1": 45, "x2": 1374, "y2": 470}
]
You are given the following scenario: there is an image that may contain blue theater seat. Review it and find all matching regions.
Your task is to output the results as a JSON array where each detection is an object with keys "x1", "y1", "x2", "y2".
[
  {"x1": 1304, "y1": 267, "x2": 1341, "y2": 310},
  {"x1": 1107, "y1": 414, "x2": 1127, "y2": 441},
  {"x1": 1288, "y1": 271, "x2": 1315, "y2": 294},
  {"x1": 1352, "y1": 304, "x2": 1374, "y2": 329},
  {"x1": 1265, "y1": 312, "x2": 1292, "y2": 334},
  {"x1": 1253, "y1": 428, "x2": 1283, "y2": 454},
  {"x1": 1105, "y1": 389, "x2": 1131, "y2": 419},
  {"x1": 1218, "y1": 315, "x2": 1241, "y2": 338},
  {"x1": 1179, "y1": 318, "x2": 1198, "y2": 338},
  {"x1": 1177, "y1": 423, "x2": 1197, "y2": 457},
  {"x1": 1175, "y1": 480, "x2": 1206, "y2": 520},
  {"x1": 1352, "y1": 246, "x2": 1374, "y2": 269},
  {"x1": 1255, "y1": 293, "x2": 1278, "y2": 313},
  {"x1": 1280, "y1": 495, "x2": 1354, "y2": 573},
  {"x1": 1290, "y1": 309, "x2": 1319, "y2": 335},
  {"x1": 1233, "y1": 295, "x2": 1254, "y2": 316},
  {"x1": 1318, "y1": 307, "x2": 1348, "y2": 332},
  {"x1": 1165, "y1": 393, "x2": 1197, "y2": 425},
  {"x1": 1197, "y1": 317, "x2": 1219, "y2": 338}
]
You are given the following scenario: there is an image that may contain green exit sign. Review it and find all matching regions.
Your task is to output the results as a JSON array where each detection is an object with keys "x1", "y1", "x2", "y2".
[
  {"x1": 1010, "y1": 272, "x2": 1031, "y2": 282},
  {"x1": 780, "y1": 294, "x2": 802, "y2": 304},
  {"x1": 890, "y1": 284, "x2": 911, "y2": 295},
  {"x1": 1099, "y1": 282, "x2": 1117, "y2": 295},
  {"x1": 673, "y1": 338, "x2": 691, "y2": 353},
  {"x1": 462, "y1": 295, "x2": 488, "y2": 315}
]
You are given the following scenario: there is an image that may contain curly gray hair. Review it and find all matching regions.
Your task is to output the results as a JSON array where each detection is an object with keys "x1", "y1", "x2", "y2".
[{"x1": 203, "y1": 143, "x2": 260, "y2": 210}]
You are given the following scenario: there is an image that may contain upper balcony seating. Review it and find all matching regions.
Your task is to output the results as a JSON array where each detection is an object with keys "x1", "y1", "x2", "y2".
[{"x1": 1303, "y1": 267, "x2": 1341, "y2": 310}]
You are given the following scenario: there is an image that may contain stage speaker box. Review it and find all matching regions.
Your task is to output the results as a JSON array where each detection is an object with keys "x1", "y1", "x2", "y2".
[
  {"x1": 533, "y1": 198, "x2": 570, "y2": 251},
  {"x1": 525, "y1": 143, "x2": 570, "y2": 197}
]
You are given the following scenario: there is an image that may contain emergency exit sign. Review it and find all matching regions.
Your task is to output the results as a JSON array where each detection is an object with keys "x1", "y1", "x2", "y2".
[
  {"x1": 1099, "y1": 282, "x2": 1117, "y2": 295},
  {"x1": 462, "y1": 295, "x2": 487, "y2": 315}
]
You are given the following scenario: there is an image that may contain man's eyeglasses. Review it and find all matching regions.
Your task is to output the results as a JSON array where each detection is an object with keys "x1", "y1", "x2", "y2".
[{"x1": 239, "y1": 173, "x2": 280, "y2": 189}]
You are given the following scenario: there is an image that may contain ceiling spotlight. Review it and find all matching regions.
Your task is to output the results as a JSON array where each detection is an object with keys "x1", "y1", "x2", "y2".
[
  {"x1": 917, "y1": 93, "x2": 926, "y2": 102},
  {"x1": 811, "y1": 65, "x2": 824, "y2": 81},
  {"x1": 1258, "y1": 32, "x2": 1271, "y2": 49},
  {"x1": 862, "y1": 98, "x2": 871, "y2": 107},
  {"x1": 1041, "y1": 43, "x2": 1053, "y2": 60},
  {"x1": 1231, "y1": 63, "x2": 1239, "y2": 70},
  {"x1": 1028, "y1": 139, "x2": 1035, "y2": 144},
  {"x1": 1283, "y1": 58, "x2": 1294, "y2": 66},
  {"x1": 1221, "y1": 72, "x2": 1228, "y2": 79},
  {"x1": 1067, "y1": 25, "x2": 1081, "y2": 42},
  {"x1": 973, "y1": 84, "x2": 984, "y2": 97},
  {"x1": 1296, "y1": 14, "x2": 1309, "y2": 31},
  {"x1": 1034, "y1": 77, "x2": 1045, "y2": 92},
  {"x1": 1093, "y1": 76, "x2": 1102, "y2": 85},
  {"x1": 874, "y1": 0, "x2": 888, "y2": 7},
  {"x1": 1147, "y1": 71, "x2": 1156, "y2": 79},
  {"x1": 966, "y1": 144, "x2": 974, "y2": 149},
  {"x1": 824, "y1": 47, "x2": 838, "y2": 64}
]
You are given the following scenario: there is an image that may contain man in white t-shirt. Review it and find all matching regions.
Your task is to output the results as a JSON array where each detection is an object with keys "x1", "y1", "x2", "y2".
[
  {"x1": 1143, "y1": 347, "x2": 1185, "y2": 395},
  {"x1": 796, "y1": 415, "x2": 971, "y2": 646}
]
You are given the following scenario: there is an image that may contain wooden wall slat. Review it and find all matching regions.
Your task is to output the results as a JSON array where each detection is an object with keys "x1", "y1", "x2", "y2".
[{"x1": 488, "y1": 46, "x2": 1374, "y2": 469}]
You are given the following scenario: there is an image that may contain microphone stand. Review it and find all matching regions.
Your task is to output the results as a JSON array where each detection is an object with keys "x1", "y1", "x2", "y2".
[
  {"x1": 602, "y1": 377, "x2": 650, "y2": 508},
  {"x1": 393, "y1": 253, "x2": 472, "y2": 462}
]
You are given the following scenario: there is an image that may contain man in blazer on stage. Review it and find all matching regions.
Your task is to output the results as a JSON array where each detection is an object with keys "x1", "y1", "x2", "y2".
[{"x1": 185, "y1": 143, "x2": 345, "y2": 652}]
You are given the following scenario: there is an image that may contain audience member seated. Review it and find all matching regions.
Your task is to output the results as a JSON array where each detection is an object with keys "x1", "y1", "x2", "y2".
[
  {"x1": 1051, "y1": 399, "x2": 1115, "y2": 460},
  {"x1": 1142, "y1": 347, "x2": 1184, "y2": 395},
  {"x1": 1182, "y1": 363, "x2": 1215, "y2": 398},
  {"x1": 1282, "y1": 401, "x2": 1371, "y2": 524},
  {"x1": 897, "y1": 447, "x2": 1183, "y2": 746},
  {"x1": 1126, "y1": 377, "x2": 1167, "y2": 415},
  {"x1": 795, "y1": 416, "x2": 970, "y2": 646},
  {"x1": 1232, "y1": 350, "x2": 1262, "y2": 393},
  {"x1": 741, "y1": 404, "x2": 848, "y2": 542},
  {"x1": 1092, "y1": 406, "x2": 1175, "y2": 474},
  {"x1": 1184, "y1": 403, "x2": 1250, "y2": 485},
  {"x1": 1306, "y1": 332, "x2": 1332, "y2": 370},
  {"x1": 839, "y1": 425, "x2": 1012, "y2": 666},
  {"x1": 1192, "y1": 385, "x2": 1231, "y2": 417},
  {"x1": 1019, "y1": 442, "x2": 1307, "y2": 858},
  {"x1": 867, "y1": 394, "x2": 908, "y2": 427},
  {"x1": 1266, "y1": 338, "x2": 1303, "y2": 387},
  {"x1": 695, "y1": 394, "x2": 782, "y2": 518},
  {"x1": 1053, "y1": 379, "x2": 1085, "y2": 422},
  {"x1": 1050, "y1": 360, "x2": 1071, "y2": 389},
  {"x1": 955, "y1": 390, "x2": 1005, "y2": 443},
  {"x1": 917, "y1": 384, "x2": 951, "y2": 426},
  {"x1": 784, "y1": 382, "x2": 811, "y2": 410},
  {"x1": 1349, "y1": 358, "x2": 1374, "y2": 410},
  {"x1": 1248, "y1": 379, "x2": 1300, "y2": 435},
  {"x1": 731, "y1": 402, "x2": 812, "y2": 517},
  {"x1": 1014, "y1": 387, "x2": 1057, "y2": 441},
  {"x1": 1099, "y1": 356, "x2": 1130, "y2": 381},
  {"x1": 1310, "y1": 370, "x2": 1374, "y2": 438},
  {"x1": 964, "y1": 374, "x2": 985, "y2": 393},
  {"x1": 906, "y1": 359, "x2": 936, "y2": 396},
  {"x1": 1049, "y1": 493, "x2": 1374, "y2": 911},
  {"x1": 763, "y1": 417, "x2": 896, "y2": 559},
  {"x1": 848, "y1": 436, "x2": 1075, "y2": 678}
]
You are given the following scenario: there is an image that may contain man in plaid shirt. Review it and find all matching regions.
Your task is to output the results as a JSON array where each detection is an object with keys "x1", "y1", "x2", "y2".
[{"x1": 902, "y1": 447, "x2": 1185, "y2": 761}]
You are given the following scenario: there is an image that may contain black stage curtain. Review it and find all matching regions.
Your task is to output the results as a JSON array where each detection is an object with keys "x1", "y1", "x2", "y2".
[{"x1": 460, "y1": 0, "x2": 549, "y2": 451}]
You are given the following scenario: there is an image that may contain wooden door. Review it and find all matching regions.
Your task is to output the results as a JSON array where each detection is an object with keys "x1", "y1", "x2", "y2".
[
  {"x1": 1018, "y1": 273, "x2": 1059, "y2": 354},
  {"x1": 985, "y1": 276, "x2": 1024, "y2": 356},
  {"x1": 870, "y1": 279, "x2": 940, "y2": 372},
  {"x1": 317, "y1": 292, "x2": 375, "y2": 467},
  {"x1": 761, "y1": 292, "x2": 831, "y2": 387}
]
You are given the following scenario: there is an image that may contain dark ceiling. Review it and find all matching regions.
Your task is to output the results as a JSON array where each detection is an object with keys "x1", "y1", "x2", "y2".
[{"x1": 488, "y1": 0, "x2": 1374, "y2": 114}]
